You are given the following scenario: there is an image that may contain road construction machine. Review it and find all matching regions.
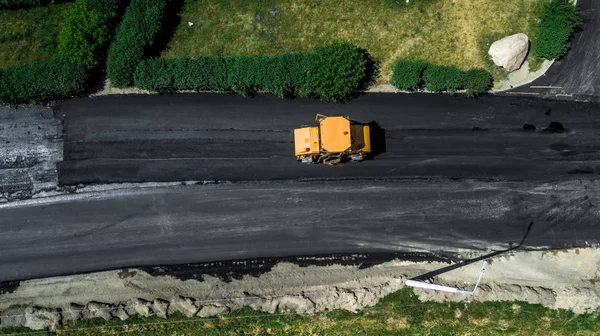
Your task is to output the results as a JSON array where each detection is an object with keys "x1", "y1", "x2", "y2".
[{"x1": 294, "y1": 114, "x2": 372, "y2": 165}]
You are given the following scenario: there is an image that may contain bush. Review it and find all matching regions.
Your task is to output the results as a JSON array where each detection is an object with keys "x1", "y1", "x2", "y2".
[
  {"x1": 535, "y1": 0, "x2": 582, "y2": 60},
  {"x1": 107, "y1": 0, "x2": 167, "y2": 87},
  {"x1": 310, "y1": 41, "x2": 368, "y2": 101},
  {"x1": 423, "y1": 64, "x2": 465, "y2": 92},
  {"x1": 136, "y1": 54, "x2": 312, "y2": 97},
  {"x1": 0, "y1": 55, "x2": 88, "y2": 104},
  {"x1": 58, "y1": 0, "x2": 120, "y2": 68},
  {"x1": 134, "y1": 42, "x2": 367, "y2": 100},
  {"x1": 465, "y1": 69, "x2": 493, "y2": 96},
  {"x1": 0, "y1": 0, "x2": 55, "y2": 8},
  {"x1": 390, "y1": 60, "x2": 427, "y2": 91}
]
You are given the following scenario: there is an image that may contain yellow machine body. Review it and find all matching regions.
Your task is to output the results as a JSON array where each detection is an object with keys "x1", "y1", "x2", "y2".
[{"x1": 294, "y1": 114, "x2": 372, "y2": 164}]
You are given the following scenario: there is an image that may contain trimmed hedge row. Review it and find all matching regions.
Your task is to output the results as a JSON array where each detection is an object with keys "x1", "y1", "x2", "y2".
[
  {"x1": 0, "y1": 0, "x2": 56, "y2": 8},
  {"x1": 391, "y1": 59, "x2": 492, "y2": 96},
  {"x1": 390, "y1": 60, "x2": 427, "y2": 91},
  {"x1": 135, "y1": 41, "x2": 369, "y2": 101},
  {"x1": 535, "y1": 0, "x2": 582, "y2": 60},
  {"x1": 107, "y1": 0, "x2": 167, "y2": 87},
  {"x1": 0, "y1": 55, "x2": 88, "y2": 104},
  {"x1": 58, "y1": 0, "x2": 120, "y2": 68}
]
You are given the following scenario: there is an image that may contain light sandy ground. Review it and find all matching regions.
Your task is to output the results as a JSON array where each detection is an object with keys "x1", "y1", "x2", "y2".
[
  {"x1": 493, "y1": 59, "x2": 555, "y2": 92},
  {"x1": 1, "y1": 248, "x2": 598, "y2": 328}
]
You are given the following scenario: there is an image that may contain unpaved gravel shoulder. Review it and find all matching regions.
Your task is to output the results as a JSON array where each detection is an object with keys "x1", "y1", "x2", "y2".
[
  {"x1": 1, "y1": 248, "x2": 598, "y2": 331},
  {"x1": 0, "y1": 106, "x2": 62, "y2": 202}
]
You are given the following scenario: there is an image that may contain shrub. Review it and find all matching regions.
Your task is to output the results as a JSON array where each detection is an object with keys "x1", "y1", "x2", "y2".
[
  {"x1": 535, "y1": 0, "x2": 582, "y2": 60},
  {"x1": 310, "y1": 41, "x2": 368, "y2": 101},
  {"x1": 171, "y1": 57, "x2": 229, "y2": 92},
  {"x1": 423, "y1": 64, "x2": 465, "y2": 92},
  {"x1": 0, "y1": 55, "x2": 88, "y2": 104},
  {"x1": 58, "y1": 0, "x2": 119, "y2": 68},
  {"x1": 133, "y1": 57, "x2": 173, "y2": 93},
  {"x1": 106, "y1": 0, "x2": 167, "y2": 87},
  {"x1": 390, "y1": 60, "x2": 427, "y2": 91},
  {"x1": 134, "y1": 42, "x2": 366, "y2": 100},
  {"x1": 465, "y1": 68, "x2": 493, "y2": 96},
  {"x1": 0, "y1": 0, "x2": 54, "y2": 9}
]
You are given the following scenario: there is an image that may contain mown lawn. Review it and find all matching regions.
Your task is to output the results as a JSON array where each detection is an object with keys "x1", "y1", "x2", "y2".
[
  {"x1": 162, "y1": 0, "x2": 549, "y2": 84},
  {"x1": 0, "y1": 3, "x2": 71, "y2": 69},
  {"x1": 3, "y1": 288, "x2": 599, "y2": 335}
]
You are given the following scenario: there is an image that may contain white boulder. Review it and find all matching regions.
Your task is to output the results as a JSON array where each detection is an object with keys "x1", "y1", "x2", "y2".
[{"x1": 488, "y1": 33, "x2": 529, "y2": 72}]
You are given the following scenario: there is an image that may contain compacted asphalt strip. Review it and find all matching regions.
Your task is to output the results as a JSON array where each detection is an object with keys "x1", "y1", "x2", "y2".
[
  {"x1": 0, "y1": 179, "x2": 599, "y2": 282},
  {"x1": 1, "y1": 92, "x2": 599, "y2": 283},
  {"x1": 56, "y1": 93, "x2": 600, "y2": 184}
]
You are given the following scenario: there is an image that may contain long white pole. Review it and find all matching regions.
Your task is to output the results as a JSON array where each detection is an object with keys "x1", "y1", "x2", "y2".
[{"x1": 405, "y1": 260, "x2": 488, "y2": 296}]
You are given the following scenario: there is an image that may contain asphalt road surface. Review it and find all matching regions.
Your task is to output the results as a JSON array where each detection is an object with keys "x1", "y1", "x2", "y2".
[
  {"x1": 56, "y1": 93, "x2": 600, "y2": 185},
  {"x1": 1, "y1": 179, "x2": 598, "y2": 282},
  {"x1": 507, "y1": 0, "x2": 600, "y2": 100}
]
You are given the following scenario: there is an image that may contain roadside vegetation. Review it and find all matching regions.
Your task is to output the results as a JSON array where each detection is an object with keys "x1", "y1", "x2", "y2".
[
  {"x1": 0, "y1": 3, "x2": 70, "y2": 69},
  {"x1": 534, "y1": 0, "x2": 582, "y2": 60},
  {"x1": 135, "y1": 41, "x2": 369, "y2": 101},
  {"x1": 163, "y1": 0, "x2": 546, "y2": 84},
  {"x1": 0, "y1": 0, "x2": 121, "y2": 105},
  {"x1": 2, "y1": 288, "x2": 599, "y2": 335},
  {"x1": 391, "y1": 60, "x2": 493, "y2": 96},
  {"x1": 0, "y1": 0, "x2": 582, "y2": 103}
]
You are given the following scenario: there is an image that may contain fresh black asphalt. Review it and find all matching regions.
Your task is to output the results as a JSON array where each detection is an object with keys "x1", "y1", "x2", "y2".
[
  {"x1": 1, "y1": 179, "x2": 598, "y2": 282},
  {"x1": 56, "y1": 93, "x2": 600, "y2": 185},
  {"x1": 3, "y1": 0, "x2": 600, "y2": 282}
]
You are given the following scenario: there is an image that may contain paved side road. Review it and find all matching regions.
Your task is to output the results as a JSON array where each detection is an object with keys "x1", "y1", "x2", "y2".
[
  {"x1": 56, "y1": 93, "x2": 600, "y2": 185},
  {"x1": 506, "y1": 0, "x2": 600, "y2": 100},
  {"x1": 0, "y1": 179, "x2": 598, "y2": 282}
]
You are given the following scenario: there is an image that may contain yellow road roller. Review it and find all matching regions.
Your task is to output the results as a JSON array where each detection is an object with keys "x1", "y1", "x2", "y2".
[{"x1": 294, "y1": 114, "x2": 371, "y2": 165}]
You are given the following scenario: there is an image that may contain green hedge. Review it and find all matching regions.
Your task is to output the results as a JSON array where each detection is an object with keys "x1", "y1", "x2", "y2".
[
  {"x1": 390, "y1": 60, "x2": 427, "y2": 91},
  {"x1": 310, "y1": 41, "x2": 368, "y2": 101},
  {"x1": 0, "y1": 0, "x2": 57, "y2": 8},
  {"x1": 58, "y1": 0, "x2": 120, "y2": 68},
  {"x1": 107, "y1": 0, "x2": 167, "y2": 87},
  {"x1": 423, "y1": 64, "x2": 465, "y2": 92},
  {"x1": 465, "y1": 69, "x2": 493, "y2": 97},
  {"x1": 135, "y1": 42, "x2": 368, "y2": 101},
  {"x1": 390, "y1": 60, "x2": 492, "y2": 96},
  {"x1": 535, "y1": 0, "x2": 582, "y2": 60},
  {"x1": 0, "y1": 55, "x2": 88, "y2": 104}
]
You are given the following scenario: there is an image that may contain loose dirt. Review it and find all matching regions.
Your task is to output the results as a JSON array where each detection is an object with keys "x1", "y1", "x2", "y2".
[{"x1": 1, "y1": 248, "x2": 598, "y2": 329}]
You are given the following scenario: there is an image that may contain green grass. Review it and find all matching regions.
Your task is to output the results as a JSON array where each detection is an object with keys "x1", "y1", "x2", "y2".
[
  {"x1": 0, "y1": 3, "x2": 70, "y2": 69},
  {"x1": 3, "y1": 288, "x2": 599, "y2": 335},
  {"x1": 162, "y1": 0, "x2": 550, "y2": 84}
]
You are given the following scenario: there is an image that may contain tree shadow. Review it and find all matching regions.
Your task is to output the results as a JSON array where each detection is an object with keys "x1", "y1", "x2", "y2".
[
  {"x1": 411, "y1": 221, "x2": 535, "y2": 282},
  {"x1": 146, "y1": 0, "x2": 185, "y2": 58},
  {"x1": 359, "y1": 48, "x2": 380, "y2": 91}
]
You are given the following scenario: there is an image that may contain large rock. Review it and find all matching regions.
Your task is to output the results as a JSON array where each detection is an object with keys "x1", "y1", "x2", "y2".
[
  {"x1": 83, "y1": 302, "x2": 113, "y2": 321},
  {"x1": 151, "y1": 299, "x2": 170, "y2": 319},
  {"x1": 0, "y1": 307, "x2": 27, "y2": 328},
  {"x1": 488, "y1": 33, "x2": 529, "y2": 72},
  {"x1": 111, "y1": 307, "x2": 129, "y2": 321},
  {"x1": 124, "y1": 298, "x2": 152, "y2": 317},
  {"x1": 274, "y1": 296, "x2": 315, "y2": 314},
  {"x1": 167, "y1": 297, "x2": 198, "y2": 318},
  {"x1": 24, "y1": 307, "x2": 61, "y2": 331},
  {"x1": 62, "y1": 303, "x2": 84, "y2": 322},
  {"x1": 196, "y1": 305, "x2": 230, "y2": 318}
]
